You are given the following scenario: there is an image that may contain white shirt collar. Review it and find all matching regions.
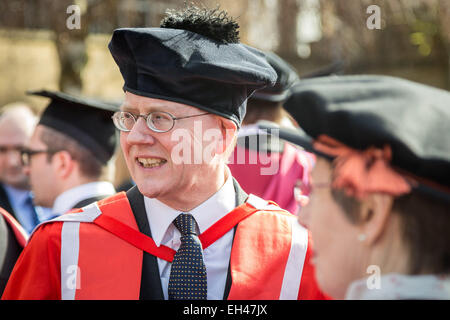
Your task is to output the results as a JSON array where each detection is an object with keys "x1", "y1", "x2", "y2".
[
  {"x1": 52, "y1": 181, "x2": 116, "y2": 215},
  {"x1": 144, "y1": 170, "x2": 236, "y2": 247},
  {"x1": 345, "y1": 273, "x2": 450, "y2": 300}
]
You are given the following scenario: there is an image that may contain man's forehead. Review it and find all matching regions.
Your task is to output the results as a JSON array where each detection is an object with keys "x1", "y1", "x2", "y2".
[
  {"x1": 121, "y1": 92, "x2": 198, "y2": 114},
  {"x1": 0, "y1": 125, "x2": 35, "y2": 151},
  {"x1": 0, "y1": 120, "x2": 30, "y2": 142},
  {"x1": 0, "y1": 132, "x2": 28, "y2": 147}
]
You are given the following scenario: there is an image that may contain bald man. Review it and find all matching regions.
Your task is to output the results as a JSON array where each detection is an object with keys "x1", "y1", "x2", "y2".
[{"x1": 0, "y1": 103, "x2": 44, "y2": 234}]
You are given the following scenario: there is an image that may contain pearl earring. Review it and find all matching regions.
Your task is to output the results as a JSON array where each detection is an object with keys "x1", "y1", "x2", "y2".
[{"x1": 357, "y1": 234, "x2": 367, "y2": 242}]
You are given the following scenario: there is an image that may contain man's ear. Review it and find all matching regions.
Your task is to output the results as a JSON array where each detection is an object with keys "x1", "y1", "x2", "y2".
[
  {"x1": 51, "y1": 150, "x2": 75, "y2": 179},
  {"x1": 215, "y1": 117, "x2": 237, "y2": 155},
  {"x1": 358, "y1": 193, "x2": 394, "y2": 246}
]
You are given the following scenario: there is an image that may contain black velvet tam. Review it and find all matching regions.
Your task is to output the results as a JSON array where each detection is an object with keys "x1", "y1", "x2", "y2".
[
  {"x1": 108, "y1": 27, "x2": 277, "y2": 127},
  {"x1": 250, "y1": 51, "x2": 300, "y2": 102}
]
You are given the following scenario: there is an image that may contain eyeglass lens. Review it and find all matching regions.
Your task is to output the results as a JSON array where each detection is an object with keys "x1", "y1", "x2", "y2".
[{"x1": 114, "y1": 111, "x2": 174, "y2": 132}]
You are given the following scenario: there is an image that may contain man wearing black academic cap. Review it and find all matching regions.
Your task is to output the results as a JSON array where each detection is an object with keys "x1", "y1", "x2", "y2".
[
  {"x1": 11, "y1": 90, "x2": 118, "y2": 221},
  {"x1": 2, "y1": 6, "x2": 326, "y2": 300},
  {"x1": 1, "y1": 91, "x2": 118, "y2": 297},
  {"x1": 1, "y1": 90, "x2": 119, "y2": 299},
  {"x1": 228, "y1": 51, "x2": 315, "y2": 215}
]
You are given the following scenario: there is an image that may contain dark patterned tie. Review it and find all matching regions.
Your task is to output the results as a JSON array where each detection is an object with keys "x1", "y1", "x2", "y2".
[{"x1": 168, "y1": 213, "x2": 207, "y2": 300}]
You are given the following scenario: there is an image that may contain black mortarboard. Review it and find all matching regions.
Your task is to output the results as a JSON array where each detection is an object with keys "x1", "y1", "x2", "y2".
[
  {"x1": 250, "y1": 51, "x2": 300, "y2": 102},
  {"x1": 258, "y1": 75, "x2": 450, "y2": 200},
  {"x1": 28, "y1": 90, "x2": 119, "y2": 164},
  {"x1": 108, "y1": 27, "x2": 277, "y2": 127}
]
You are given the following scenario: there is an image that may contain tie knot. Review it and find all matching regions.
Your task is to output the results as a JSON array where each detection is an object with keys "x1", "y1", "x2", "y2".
[{"x1": 173, "y1": 213, "x2": 197, "y2": 236}]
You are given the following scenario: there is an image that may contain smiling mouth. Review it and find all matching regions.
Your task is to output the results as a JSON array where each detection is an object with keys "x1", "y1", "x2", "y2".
[{"x1": 136, "y1": 157, "x2": 167, "y2": 168}]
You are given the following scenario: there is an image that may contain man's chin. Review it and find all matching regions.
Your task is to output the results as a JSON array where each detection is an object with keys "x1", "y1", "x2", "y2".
[{"x1": 135, "y1": 183, "x2": 162, "y2": 199}]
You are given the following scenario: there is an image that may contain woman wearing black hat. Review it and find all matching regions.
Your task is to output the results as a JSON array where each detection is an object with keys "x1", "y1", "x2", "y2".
[{"x1": 260, "y1": 75, "x2": 450, "y2": 299}]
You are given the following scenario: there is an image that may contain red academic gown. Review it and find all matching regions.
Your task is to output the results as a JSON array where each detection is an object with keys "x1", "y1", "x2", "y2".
[{"x1": 2, "y1": 189, "x2": 328, "y2": 300}]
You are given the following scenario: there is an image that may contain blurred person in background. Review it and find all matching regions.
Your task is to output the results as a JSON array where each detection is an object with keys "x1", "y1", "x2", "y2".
[
  {"x1": 21, "y1": 90, "x2": 118, "y2": 217},
  {"x1": 0, "y1": 103, "x2": 49, "y2": 234},
  {"x1": 1, "y1": 90, "x2": 118, "y2": 299},
  {"x1": 0, "y1": 104, "x2": 36, "y2": 296},
  {"x1": 260, "y1": 75, "x2": 450, "y2": 299},
  {"x1": 228, "y1": 52, "x2": 329, "y2": 215},
  {"x1": 2, "y1": 6, "x2": 326, "y2": 300}
]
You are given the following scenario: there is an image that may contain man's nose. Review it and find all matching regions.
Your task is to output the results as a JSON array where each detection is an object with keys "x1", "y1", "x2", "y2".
[{"x1": 126, "y1": 117, "x2": 156, "y2": 145}]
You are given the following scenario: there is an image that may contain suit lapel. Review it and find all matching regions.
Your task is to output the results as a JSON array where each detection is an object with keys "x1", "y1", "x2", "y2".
[
  {"x1": 126, "y1": 186, "x2": 164, "y2": 300},
  {"x1": 223, "y1": 178, "x2": 248, "y2": 299},
  {"x1": 233, "y1": 178, "x2": 249, "y2": 207}
]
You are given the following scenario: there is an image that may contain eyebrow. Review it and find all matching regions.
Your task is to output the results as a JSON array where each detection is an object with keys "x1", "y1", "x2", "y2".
[{"x1": 120, "y1": 105, "x2": 138, "y2": 112}]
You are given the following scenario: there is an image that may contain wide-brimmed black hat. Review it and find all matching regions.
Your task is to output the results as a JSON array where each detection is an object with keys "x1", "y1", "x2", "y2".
[
  {"x1": 258, "y1": 75, "x2": 450, "y2": 201},
  {"x1": 108, "y1": 27, "x2": 277, "y2": 127},
  {"x1": 28, "y1": 90, "x2": 119, "y2": 164}
]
